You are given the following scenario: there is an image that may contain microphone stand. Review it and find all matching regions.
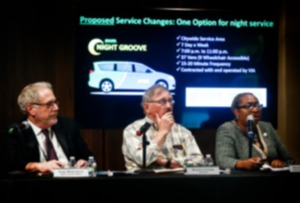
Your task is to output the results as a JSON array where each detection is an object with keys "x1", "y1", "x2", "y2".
[
  {"x1": 246, "y1": 115, "x2": 254, "y2": 159},
  {"x1": 136, "y1": 131, "x2": 153, "y2": 174},
  {"x1": 6, "y1": 124, "x2": 27, "y2": 175},
  {"x1": 142, "y1": 131, "x2": 149, "y2": 169},
  {"x1": 248, "y1": 131, "x2": 253, "y2": 158}
]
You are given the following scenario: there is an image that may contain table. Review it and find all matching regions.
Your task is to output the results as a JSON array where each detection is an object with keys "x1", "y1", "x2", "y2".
[{"x1": 1, "y1": 170, "x2": 298, "y2": 203}]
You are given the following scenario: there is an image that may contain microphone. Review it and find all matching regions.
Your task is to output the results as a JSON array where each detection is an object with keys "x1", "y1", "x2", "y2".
[
  {"x1": 8, "y1": 121, "x2": 30, "y2": 134},
  {"x1": 136, "y1": 118, "x2": 153, "y2": 136},
  {"x1": 246, "y1": 114, "x2": 254, "y2": 158},
  {"x1": 246, "y1": 114, "x2": 254, "y2": 139}
]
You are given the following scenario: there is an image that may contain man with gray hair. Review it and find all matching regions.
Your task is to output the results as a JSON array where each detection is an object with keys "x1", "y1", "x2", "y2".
[
  {"x1": 1, "y1": 81, "x2": 93, "y2": 175},
  {"x1": 122, "y1": 84, "x2": 203, "y2": 171}
]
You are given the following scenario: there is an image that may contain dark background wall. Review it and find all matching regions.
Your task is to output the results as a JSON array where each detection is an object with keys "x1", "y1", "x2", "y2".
[{"x1": 0, "y1": 0, "x2": 299, "y2": 170}]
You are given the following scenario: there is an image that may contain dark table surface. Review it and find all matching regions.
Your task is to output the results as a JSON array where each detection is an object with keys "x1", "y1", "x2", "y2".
[{"x1": 1, "y1": 169, "x2": 299, "y2": 203}]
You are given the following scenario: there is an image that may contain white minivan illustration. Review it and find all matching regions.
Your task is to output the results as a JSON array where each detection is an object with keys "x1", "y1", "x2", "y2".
[{"x1": 88, "y1": 61, "x2": 176, "y2": 93}]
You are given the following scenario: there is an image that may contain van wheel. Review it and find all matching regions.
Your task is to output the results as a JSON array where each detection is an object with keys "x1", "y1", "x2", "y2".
[
  {"x1": 100, "y1": 80, "x2": 114, "y2": 92},
  {"x1": 155, "y1": 80, "x2": 168, "y2": 89}
]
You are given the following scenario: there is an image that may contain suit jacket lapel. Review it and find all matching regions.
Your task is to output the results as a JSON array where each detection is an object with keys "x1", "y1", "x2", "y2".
[{"x1": 52, "y1": 124, "x2": 70, "y2": 157}]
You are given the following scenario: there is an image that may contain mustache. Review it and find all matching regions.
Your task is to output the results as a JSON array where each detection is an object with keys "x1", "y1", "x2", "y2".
[{"x1": 166, "y1": 108, "x2": 172, "y2": 113}]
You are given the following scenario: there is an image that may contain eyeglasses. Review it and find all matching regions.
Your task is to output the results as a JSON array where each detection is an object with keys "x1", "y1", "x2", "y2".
[
  {"x1": 32, "y1": 99, "x2": 60, "y2": 108},
  {"x1": 237, "y1": 103, "x2": 263, "y2": 110},
  {"x1": 148, "y1": 98, "x2": 175, "y2": 105}
]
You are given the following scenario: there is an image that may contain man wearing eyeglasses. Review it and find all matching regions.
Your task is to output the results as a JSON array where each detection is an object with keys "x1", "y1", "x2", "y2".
[
  {"x1": 1, "y1": 81, "x2": 93, "y2": 175},
  {"x1": 215, "y1": 92, "x2": 294, "y2": 170},
  {"x1": 122, "y1": 84, "x2": 204, "y2": 171}
]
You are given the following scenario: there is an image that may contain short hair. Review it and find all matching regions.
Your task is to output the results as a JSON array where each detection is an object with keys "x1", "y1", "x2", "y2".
[
  {"x1": 231, "y1": 92, "x2": 258, "y2": 112},
  {"x1": 141, "y1": 84, "x2": 169, "y2": 107},
  {"x1": 17, "y1": 81, "x2": 53, "y2": 114}
]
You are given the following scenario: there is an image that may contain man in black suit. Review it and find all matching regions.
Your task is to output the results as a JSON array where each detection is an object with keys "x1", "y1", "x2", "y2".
[{"x1": 1, "y1": 81, "x2": 93, "y2": 175}]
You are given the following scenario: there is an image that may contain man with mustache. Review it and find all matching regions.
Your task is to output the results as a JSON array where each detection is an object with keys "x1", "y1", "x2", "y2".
[{"x1": 122, "y1": 84, "x2": 203, "y2": 171}]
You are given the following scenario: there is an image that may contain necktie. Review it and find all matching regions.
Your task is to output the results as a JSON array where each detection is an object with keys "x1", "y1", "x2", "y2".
[{"x1": 42, "y1": 129, "x2": 58, "y2": 161}]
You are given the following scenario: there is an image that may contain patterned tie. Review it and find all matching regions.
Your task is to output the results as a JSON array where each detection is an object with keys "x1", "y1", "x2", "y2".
[{"x1": 42, "y1": 129, "x2": 58, "y2": 161}]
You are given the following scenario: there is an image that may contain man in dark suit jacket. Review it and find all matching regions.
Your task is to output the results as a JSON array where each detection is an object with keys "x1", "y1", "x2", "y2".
[{"x1": 1, "y1": 81, "x2": 93, "y2": 175}]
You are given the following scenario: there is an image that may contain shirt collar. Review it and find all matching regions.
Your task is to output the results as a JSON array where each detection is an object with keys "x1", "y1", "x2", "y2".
[{"x1": 27, "y1": 120, "x2": 50, "y2": 136}]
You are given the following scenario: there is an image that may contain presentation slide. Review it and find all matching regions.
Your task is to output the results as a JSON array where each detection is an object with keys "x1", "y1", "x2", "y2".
[{"x1": 74, "y1": 7, "x2": 278, "y2": 129}]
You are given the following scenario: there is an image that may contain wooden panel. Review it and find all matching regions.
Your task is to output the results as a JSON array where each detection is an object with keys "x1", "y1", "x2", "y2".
[
  {"x1": 80, "y1": 129, "x2": 104, "y2": 170},
  {"x1": 192, "y1": 129, "x2": 216, "y2": 160},
  {"x1": 104, "y1": 129, "x2": 126, "y2": 170}
]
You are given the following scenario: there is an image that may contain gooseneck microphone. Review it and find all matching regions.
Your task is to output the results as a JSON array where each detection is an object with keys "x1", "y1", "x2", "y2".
[
  {"x1": 8, "y1": 121, "x2": 30, "y2": 134},
  {"x1": 136, "y1": 118, "x2": 153, "y2": 136},
  {"x1": 246, "y1": 114, "x2": 254, "y2": 158}
]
